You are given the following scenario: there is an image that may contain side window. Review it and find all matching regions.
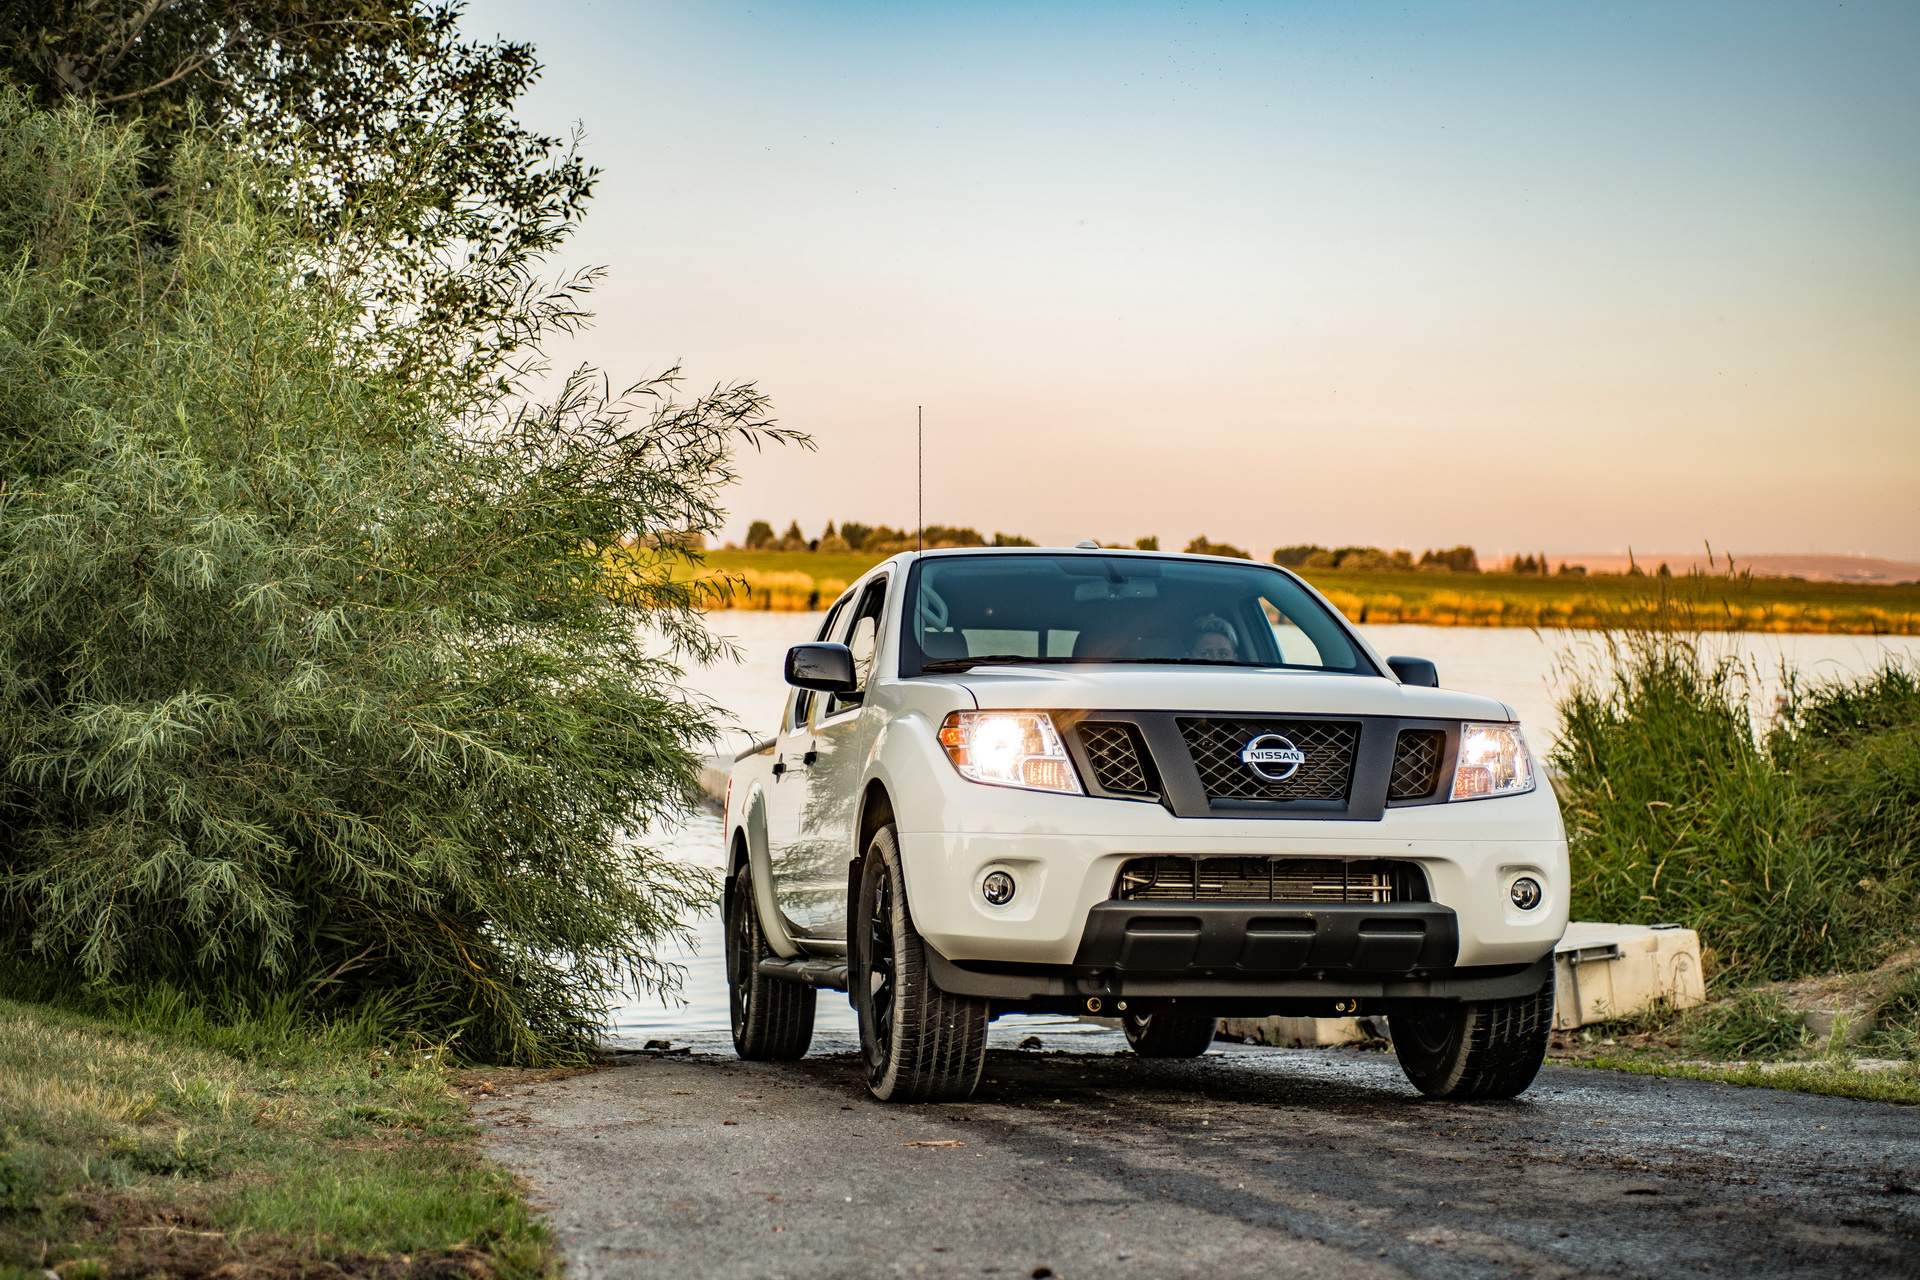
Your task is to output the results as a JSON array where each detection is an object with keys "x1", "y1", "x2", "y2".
[
  {"x1": 828, "y1": 577, "x2": 888, "y2": 716},
  {"x1": 790, "y1": 593, "x2": 853, "y2": 732},
  {"x1": 1259, "y1": 595, "x2": 1342, "y2": 668},
  {"x1": 817, "y1": 593, "x2": 853, "y2": 641}
]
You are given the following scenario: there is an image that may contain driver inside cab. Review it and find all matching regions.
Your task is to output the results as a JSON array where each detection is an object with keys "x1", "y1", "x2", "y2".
[{"x1": 1189, "y1": 613, "x2": 1240, "y2": 662}]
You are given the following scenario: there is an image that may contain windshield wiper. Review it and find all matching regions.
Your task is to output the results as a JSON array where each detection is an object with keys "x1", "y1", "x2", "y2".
[
  {"x1": 920, "y1": 654, "x2": 1081, "y2": 672},
  {"x1": 920, "y1": 655, "x2": 1282, "y2": 673},
  {"x1": 1094, "y1": 657, "x2": 1278, "y2": 667}
]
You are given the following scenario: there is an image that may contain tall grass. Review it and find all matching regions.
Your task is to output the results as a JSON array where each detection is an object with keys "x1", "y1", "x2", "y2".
[{"x1": 1552, "y1": 637, "x2": 1918, "y2": 980}]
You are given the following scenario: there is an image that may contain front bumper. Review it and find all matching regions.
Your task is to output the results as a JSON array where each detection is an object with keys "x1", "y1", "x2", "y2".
[
  {"x1": 896, "y1": 806, "x2": 1568, "y2": 970},
  {"x1": 1074, "y1": 899, "x2": 1459, "y2": 974},
  {"x1": 925, "y1": 943, "x2": 1553, "y2": 1013},
  {"x1": 924, "y1": 898, "x2": 1550, "y2": 1011}
]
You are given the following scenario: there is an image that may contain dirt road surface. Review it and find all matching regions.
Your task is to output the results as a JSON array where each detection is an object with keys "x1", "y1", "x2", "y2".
[{"x1": 478, "y1": 1042, "x2": 1920, "y2": 1279}]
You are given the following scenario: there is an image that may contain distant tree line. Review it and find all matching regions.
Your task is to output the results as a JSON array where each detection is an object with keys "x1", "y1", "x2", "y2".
[
  {"x1": 1272, "y1": 544, "x2": 1476, "y2": 572},
  {"x1": 1507, "y1": 553, "x2": 1589, "y2": 576},
  {"x1": 734, "y1": 527, "x2": 1625, "y2": 577},
  {"x1": 738, "y1": 521, "x2": 1036, "y2": 553}
]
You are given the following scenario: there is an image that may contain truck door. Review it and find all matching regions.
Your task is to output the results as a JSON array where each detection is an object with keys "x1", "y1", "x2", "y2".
[
  {"x1": 764, "y1": 593, "x2": 852, "y2": 937},
  {"x1": 789, "y1": 575, "x2": 890, "y2": 942}
]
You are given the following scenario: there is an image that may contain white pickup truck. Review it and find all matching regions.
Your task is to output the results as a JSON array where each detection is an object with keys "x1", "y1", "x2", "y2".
[{"x1": 723, "y1": 548, "x2": 1568, "y2": 1102}]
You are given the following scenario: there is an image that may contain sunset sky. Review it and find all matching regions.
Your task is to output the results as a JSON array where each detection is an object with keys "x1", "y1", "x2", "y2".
[{"x1": 462, "y1": 0, "x2": 1919, "y2": 560}]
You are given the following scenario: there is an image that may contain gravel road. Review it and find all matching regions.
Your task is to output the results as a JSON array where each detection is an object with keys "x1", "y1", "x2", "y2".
[{"x1": 477, "y1": 1042, "x2": 1920, "y2": 1280}]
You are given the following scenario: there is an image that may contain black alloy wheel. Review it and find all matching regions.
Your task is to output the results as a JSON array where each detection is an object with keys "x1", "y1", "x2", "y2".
[
  {"x1": 864, "y1": 857, "x2": 897, "y2": 1062},
  {"x1": 725, "y1": 858, "x2": 815, "y2": 1060},
  {"x1": 852, "y1": 824, "x2": 988, "y2": 1102}
]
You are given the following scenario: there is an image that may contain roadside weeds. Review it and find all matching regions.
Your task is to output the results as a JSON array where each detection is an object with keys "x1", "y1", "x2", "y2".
[{"x1": 0, "y1": 998, "x2": 555, "y2": 1280}]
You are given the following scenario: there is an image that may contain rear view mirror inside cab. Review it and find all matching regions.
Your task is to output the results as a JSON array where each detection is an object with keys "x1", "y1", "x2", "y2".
[{"x1": 1073, "y1": 579, "x2": 1158, "y2": 601}]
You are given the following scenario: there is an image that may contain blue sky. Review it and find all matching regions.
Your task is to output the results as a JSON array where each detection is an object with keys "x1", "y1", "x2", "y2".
[{"x1": 462, "y1": 0, "x2": 1919, "y2": 558}]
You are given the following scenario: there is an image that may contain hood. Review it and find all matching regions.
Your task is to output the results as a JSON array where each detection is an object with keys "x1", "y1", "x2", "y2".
[{"x1": 956, "y1": 665, "x2": 1518, "y2": 724}]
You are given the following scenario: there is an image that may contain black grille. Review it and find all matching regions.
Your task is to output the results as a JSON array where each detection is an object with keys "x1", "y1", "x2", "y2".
[
  {"x1": 1177, "y1": 717, "x2": 1358, "y2": 802},
  {"x1": 1079, "y1": 722, "x2": 1155, "y2": 795},
  {"x1": 1389, "y1": 729, "x2": 1447, "y2": 800},
  {"x1": 1116, "y1": 857, "x2": 1426, "y2": 903}
]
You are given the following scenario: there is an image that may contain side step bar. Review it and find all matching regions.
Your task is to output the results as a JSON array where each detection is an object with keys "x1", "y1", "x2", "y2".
[{"x1": 757, "y1": 956, "x2": 850, "y2": 991}]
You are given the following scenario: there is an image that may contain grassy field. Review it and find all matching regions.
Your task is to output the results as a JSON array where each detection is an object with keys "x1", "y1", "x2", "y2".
[
  {"x1": 0, "y1": 995, "x2": 554, "y2": 1280},
  {"x1": 677, "y1": 549, "x2": 1920, "y2": 633}
]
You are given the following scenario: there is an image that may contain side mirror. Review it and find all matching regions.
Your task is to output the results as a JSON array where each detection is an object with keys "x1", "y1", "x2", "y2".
[
  {"x1": 785, "y1": 643, "x2": 857, "y2": 693},
  {"x1": 1387, "y1": 655, "x2": 1439, "y2": 688}
]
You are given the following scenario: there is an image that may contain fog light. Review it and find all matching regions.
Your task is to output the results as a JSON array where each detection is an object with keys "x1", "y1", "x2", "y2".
[
  {"x1": 1509, "y1": 876, "x2": 1543, "y2": 910},
  {"x1": 981, "y1": 870, "x2": 1016, "y2": 906}
]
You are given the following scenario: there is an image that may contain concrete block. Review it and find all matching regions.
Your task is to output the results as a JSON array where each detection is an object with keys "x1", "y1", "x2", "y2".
[
  {"x1": 1554, "y1": 921, "x2": 1706, "y2": 1030},
  {"x1": 1219, "y1": 1016, "x2": 1372, "y2": 1047}
]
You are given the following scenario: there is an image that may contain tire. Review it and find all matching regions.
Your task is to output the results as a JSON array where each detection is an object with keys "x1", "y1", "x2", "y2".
[
  {"x1": 852, "y1": 825, "x2": 988, "y2": 1102},
  {"x1": 1122, "y1": 1009, "x2": 1219, "y2": 1058},
  {"x1": 726, "y1": 859, "x2": 815, "y2": 1061},
  {"x1": 1389, "y1": 969, "x2": 1554, "y2": 1100}
]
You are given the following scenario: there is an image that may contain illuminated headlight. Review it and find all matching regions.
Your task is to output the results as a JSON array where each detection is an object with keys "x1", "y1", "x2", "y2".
[
  {"x1": 1452, "y1": 722, "x2": 1536, "y2": 800},
  {"x1": 938, "y1": 712, "x2": 1083, "y2": 794}
]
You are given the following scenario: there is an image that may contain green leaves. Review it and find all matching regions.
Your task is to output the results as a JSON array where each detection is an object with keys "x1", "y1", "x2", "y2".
[{"x1": 0, "y1": 91, "x2": 783, "y2": 1063}]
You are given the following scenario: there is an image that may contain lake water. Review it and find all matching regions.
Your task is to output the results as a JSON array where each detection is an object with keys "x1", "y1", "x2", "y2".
[{"x1": 605, "y1": 613, "x2": 1920, "y2": 1050}]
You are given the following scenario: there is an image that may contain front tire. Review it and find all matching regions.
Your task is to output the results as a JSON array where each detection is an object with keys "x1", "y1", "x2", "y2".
[
  {"x1": 726, "y1": 860, "x2": 815, "y2": 1061},
  {"x1": 1389, "y1": 971, "x2": 1554, "y2": 1100},
  {"x1": 1122, "y1": 1009, "x2": 1218, "y2": 1058},
  {"x1": 852, "y1": 825, "x2": 988, "y2": 1102}
]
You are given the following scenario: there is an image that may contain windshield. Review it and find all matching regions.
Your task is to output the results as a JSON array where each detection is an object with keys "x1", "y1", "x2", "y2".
[{"x1": 903, "y1": 554, "x2": 1373, "y2": 675}]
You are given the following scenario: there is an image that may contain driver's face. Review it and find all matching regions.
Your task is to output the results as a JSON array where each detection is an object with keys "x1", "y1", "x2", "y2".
[{"x1": 1191, "y1": 634, "x2": 1237, "y2": 662}]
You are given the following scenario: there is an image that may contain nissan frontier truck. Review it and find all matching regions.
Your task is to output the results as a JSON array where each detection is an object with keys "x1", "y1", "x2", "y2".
[{"x1": 723, "y1": 548, "x2": 1567, "y2": 1102}]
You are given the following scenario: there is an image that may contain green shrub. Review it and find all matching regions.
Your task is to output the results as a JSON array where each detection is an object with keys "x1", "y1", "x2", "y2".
[
  {"x1": 0, "y1": 93, "x2": 790, "y2": 1062},
  {"x1": 1553, "y1": 635, "x2": 1916, "y2": 980}
]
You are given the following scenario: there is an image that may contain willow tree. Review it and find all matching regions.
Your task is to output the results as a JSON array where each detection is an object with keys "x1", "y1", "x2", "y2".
[
  {"x1": 0, "y1": 91, "x2": 791, "y2": 1061},
  {"x1": 0, "y1": 0, "x2": 596, "y2": 395}
]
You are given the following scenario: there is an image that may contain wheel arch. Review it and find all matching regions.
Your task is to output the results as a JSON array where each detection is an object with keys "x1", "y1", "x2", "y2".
[
  {"x1": 848, "y1": 780, "x2": 896, "y2": 902},
  {"x1": 734, "y1": 784, "x2": 801, "y2": 959}
]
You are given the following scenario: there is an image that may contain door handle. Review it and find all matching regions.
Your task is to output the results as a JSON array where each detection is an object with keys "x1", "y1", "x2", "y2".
[
  {"x1": 803, "y1": 750, "x2": 819, "y2": 765},
  {"x1": 772, "y1": 761, "x2": 786, "y2": 777}
]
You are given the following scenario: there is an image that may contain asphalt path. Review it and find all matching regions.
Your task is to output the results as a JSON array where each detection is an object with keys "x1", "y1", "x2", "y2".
[{"x1": 477, "y1": 1042, "x2": 1920, "y2": 1280}]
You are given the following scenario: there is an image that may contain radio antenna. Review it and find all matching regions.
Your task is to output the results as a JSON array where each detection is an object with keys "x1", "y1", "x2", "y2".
[{"x1": 917, "y1": 405, "x2": 924, "y2": 553}]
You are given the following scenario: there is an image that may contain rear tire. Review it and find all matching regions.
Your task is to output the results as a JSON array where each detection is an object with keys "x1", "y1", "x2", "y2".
[
  {"x1": 852, "y1": 825, "x2": 988, "y2": 1102},
  {"x1": 726, "y1": 860, "x2": 815, "y2": 1061},
  {"x1": 1122, "y1": 1009, "x2": 1218, "y2": 1058},
  {"x1": 1390, "y1": 970, "x2": 1554, "y2": 1100}
]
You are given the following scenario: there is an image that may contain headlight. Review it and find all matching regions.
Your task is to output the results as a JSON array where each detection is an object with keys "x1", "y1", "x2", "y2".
[
  {"x1": 938, "y1": 712, "x2": 1083, "y2": 794},
  {"x1": 1452, "y1": 722, "x2": 1535, "y2": 800}
]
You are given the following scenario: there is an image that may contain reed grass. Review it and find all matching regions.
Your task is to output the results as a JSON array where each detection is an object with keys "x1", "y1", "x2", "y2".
[{"x1": 1551, "y1": 637, "x2": 1918, "y2": 981}]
